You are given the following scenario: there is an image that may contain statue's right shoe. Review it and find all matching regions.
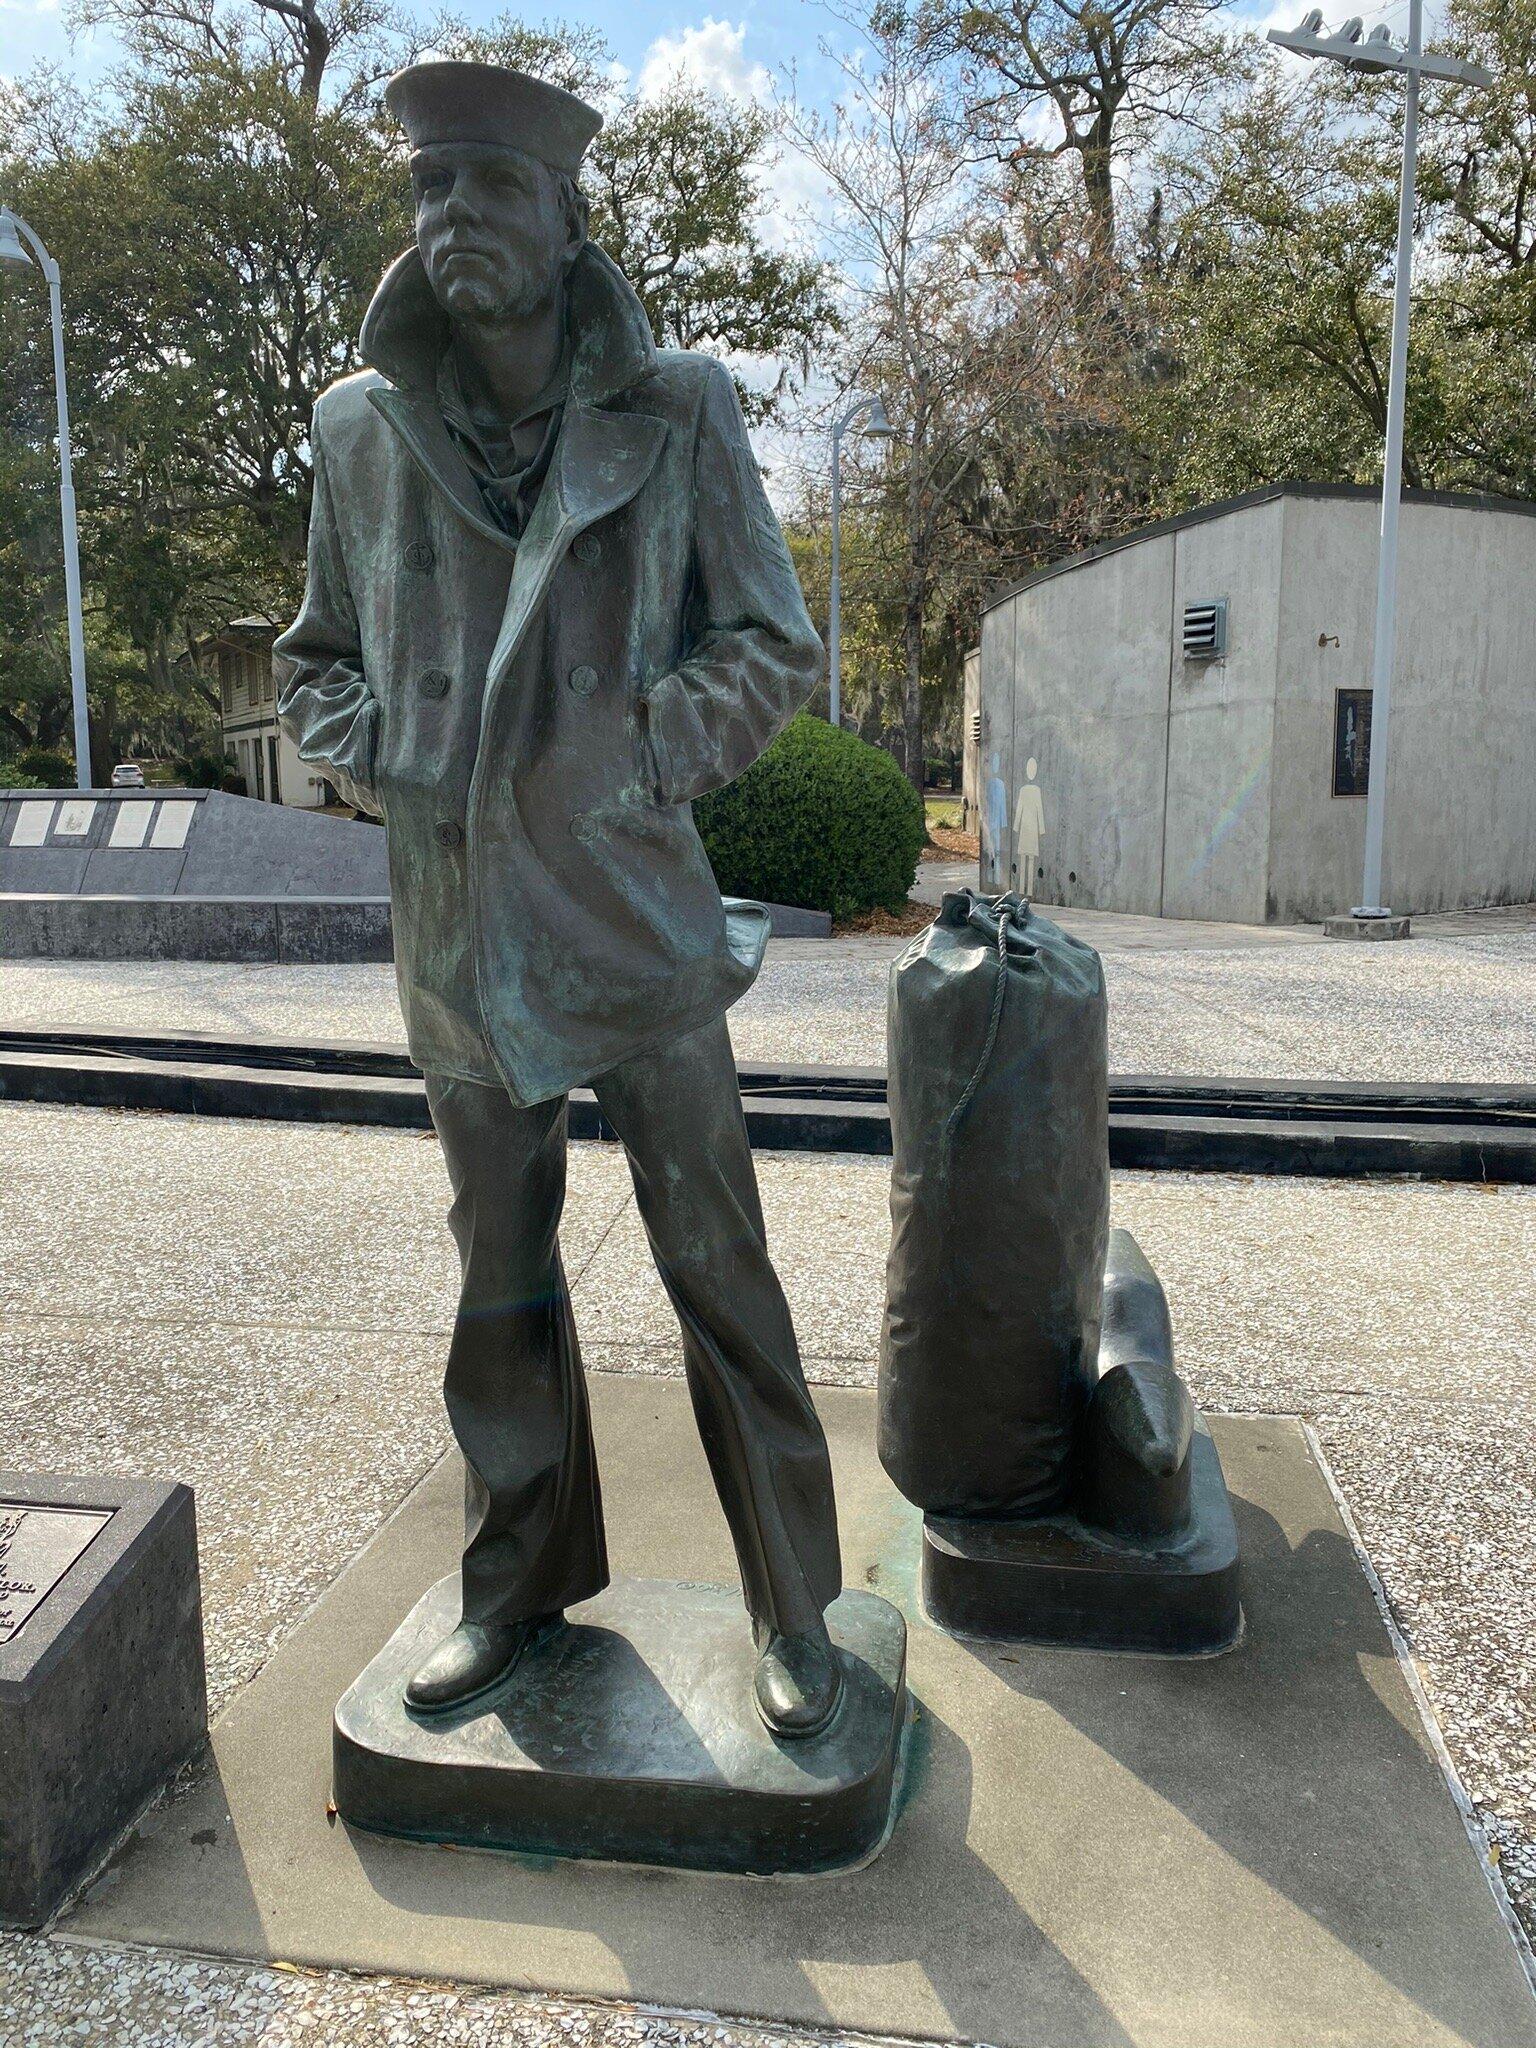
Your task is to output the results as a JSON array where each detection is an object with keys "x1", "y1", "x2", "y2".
[{"x1": 404, "y1": 1610, "x2": 565, "y2": 1714}]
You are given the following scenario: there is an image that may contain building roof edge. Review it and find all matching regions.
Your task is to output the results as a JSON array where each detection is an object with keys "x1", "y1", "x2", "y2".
[{"x1": 979, "y1": 480, "x2": 1536, "y2": 616}]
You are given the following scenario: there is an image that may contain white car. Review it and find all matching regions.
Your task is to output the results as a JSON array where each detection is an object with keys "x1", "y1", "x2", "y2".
[{"x1": 110, "y1": 762, "x2": 145, "y2": 788}]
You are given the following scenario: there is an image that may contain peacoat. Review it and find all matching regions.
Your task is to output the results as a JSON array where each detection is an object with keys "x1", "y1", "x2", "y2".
[{"x1": 274, "y1": 240, "x2": 825, "y2": 1106}]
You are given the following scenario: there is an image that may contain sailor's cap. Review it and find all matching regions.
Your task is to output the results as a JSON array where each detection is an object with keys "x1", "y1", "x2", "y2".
[{"x1": 385, "y1": 61, "x2": 602, "y2": 176}]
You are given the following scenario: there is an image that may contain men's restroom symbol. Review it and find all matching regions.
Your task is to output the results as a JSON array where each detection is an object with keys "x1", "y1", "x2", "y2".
[{"x1": 983, "y1": 749, "x2": 1009, "y2": 887}]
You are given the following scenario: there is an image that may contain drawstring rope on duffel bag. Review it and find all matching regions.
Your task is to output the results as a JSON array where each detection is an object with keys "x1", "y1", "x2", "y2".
[{"x1": 943, "y1": 896, "x2": 1025, "y2": 1148}]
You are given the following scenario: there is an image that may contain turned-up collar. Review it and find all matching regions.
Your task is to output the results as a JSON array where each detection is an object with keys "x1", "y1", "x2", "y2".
[{"x1": 358, "y1": 238, "x2": 658, "y2": 407}]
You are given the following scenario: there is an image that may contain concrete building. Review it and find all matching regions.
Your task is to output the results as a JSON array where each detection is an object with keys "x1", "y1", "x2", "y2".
[
  {"x1": 209, "y1": 620, "x2": 330, "y2": 809},
  {"x1": 979, "y1": 484, "x2": 1536, "y2": 922},
  {"x1": 961, "y1": 645, "x2": 980, "y2": 834}
]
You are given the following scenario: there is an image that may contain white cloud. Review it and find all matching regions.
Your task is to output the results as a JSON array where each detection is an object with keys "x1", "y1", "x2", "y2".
[{"x1": 637, "y1": 17, "x2": 770, "y2": 104}]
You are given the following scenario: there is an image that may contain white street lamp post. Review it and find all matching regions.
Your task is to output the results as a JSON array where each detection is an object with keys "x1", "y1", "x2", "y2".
[
  {"x1": 1267, "y1": 9, "x2": 1492, "y2": 922},
  {"x1": 828, "y1": 393, "x2": 894, "y2": 731},
  {"x1": 0, "y1": 206, "x2": 92, "y2": 791}
]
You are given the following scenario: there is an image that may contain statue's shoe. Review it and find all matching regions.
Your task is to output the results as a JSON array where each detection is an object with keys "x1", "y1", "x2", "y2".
[
  {"x1": 404, "y1": 1610, "x2": 565, "y2": 1714},
  {"x1": 753, "y1": 1625, "x2": 845, "y2": 1740}
]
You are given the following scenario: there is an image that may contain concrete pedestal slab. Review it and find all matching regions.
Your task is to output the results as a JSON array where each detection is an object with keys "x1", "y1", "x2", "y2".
[
  {"x1": 62, "y1": 1381, "x2": 1536, "y2": 2048},
  {"x1": 334, "y1": 1574, "x2": 907, "y2": 1875},
  {"x1": 1324, "y1": 913, "x2": 1413, "y2": 940}
]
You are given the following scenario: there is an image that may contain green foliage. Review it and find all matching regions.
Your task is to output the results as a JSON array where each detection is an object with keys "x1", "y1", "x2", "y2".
[
  {"x1": 174, "y1": 750, "x2": 237, "y2": 790},
  {"x1": 1138, "y1": 20, "x2": 1536, "y2": 507},
  {"x1": 0, "y1": 9, "x2": 832, "y2": 758},
  {"x1": 14, "y1": 747, "x2": 74, "y2": 784},
  {"x1": 0, "y1": 763, "x2": 47, "y2": 789},
  {"x1": 694, "y1": 714, "x2": 926, "y2": 919}
]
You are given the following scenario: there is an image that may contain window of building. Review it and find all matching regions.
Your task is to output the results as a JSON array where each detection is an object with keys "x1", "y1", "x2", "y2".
[{"x1": 220, "y1": 656, "x2": 233, "y2": 717}]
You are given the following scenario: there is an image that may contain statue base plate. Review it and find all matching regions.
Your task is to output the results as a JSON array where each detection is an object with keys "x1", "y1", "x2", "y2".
[
  {"x1": 333, "y1": 1574, "x2": 908, "y2": 1876},
  {"x1": 923, "y1": 1428, "x2": 1241, "y2": 1654}
]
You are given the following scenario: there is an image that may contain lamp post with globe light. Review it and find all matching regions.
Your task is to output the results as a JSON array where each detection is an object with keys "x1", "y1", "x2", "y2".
[
  {"x1": 828, "y1": 393, "x2": 894, "y2": 731},
  {"x1": 0, "y1": 206, "x2": 92, "y2": 790}
]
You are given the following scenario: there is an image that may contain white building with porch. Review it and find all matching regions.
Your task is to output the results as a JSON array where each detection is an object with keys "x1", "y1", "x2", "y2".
[{"x1": 209, "y1": 618, "x2": 332, "y2": 809}]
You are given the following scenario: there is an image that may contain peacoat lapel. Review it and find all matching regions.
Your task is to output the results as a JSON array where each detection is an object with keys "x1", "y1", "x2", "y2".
[
  {"x1": 364, "y1": 385, "x2": 521, "y2": 557},
  {"x1": 358, "y1": 239, "x2": 669, "y2": 698},
  {"x1": 483, "y1": 401, "x2": 667, "y2": 695}
]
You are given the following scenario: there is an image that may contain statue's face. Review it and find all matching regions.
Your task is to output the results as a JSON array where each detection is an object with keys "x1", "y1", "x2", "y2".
[{"x1": 413, "y1": 142, "x2": 584, "y2": 325}]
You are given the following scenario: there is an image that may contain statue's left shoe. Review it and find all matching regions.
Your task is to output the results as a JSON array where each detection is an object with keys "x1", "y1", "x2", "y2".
[{"x1": 753, "y1": 1623, "x2": 844, "y2": 1739}]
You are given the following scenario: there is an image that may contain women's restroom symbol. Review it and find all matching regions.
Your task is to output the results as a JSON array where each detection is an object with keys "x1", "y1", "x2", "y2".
[{"x1": 1013, "y1": 757, "x2": 1046, "y2": 883}]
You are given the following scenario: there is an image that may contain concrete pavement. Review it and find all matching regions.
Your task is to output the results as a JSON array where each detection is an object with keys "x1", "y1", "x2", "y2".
[
  {"x1": 1, "y1": 1099, "x2": 1533, "y2": 2044},
  {"x1": 3, "y1": 895, "x2": 1536, "y2": 1081}
]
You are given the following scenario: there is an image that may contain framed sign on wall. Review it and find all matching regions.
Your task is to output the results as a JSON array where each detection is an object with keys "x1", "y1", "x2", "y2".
[{"x1": 1334, "y1": 688, "x2": 1373, "y2": 797}]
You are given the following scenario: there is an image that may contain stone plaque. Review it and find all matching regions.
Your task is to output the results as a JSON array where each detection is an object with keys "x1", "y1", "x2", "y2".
[
  {"x1": 55, "y1": 799, "x2": 97, "y2": 838},
  {"x1": 150, "y1": 799, "x2": 196, "y2": 850},
  {"x1": 108, "y1": 802, "x2": 154, "y2": 849},
  {"x1": 10, "y1": 801, "x2": 54, "y2": 847},
  {"x1": 0, "y1": 1502, "x2": 112, "y2": 1644}
]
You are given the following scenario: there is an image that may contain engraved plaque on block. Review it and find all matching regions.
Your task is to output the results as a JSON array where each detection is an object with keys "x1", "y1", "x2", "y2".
[
  {"x1": 108, "y1": 802, "x2": 154, "y2": 849},
  {"x1": 150, "y1": 800, "x2": 196, "y2": 850},
  {"x1": 10, "y1": 802, "x2": 54, "y2": 848},
  {"x1": 0, "y1": 1503, "x2": 112, "y2": 1644},
  {"x1": 55, "y1": 800, "x2": 97, "y2": 838}
]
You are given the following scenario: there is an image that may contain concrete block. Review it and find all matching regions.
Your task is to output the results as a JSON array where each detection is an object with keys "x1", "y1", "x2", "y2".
[
  {"x1": 1324, "y1": 914, "x2": 1413, "y2": 941},
  {"x1": 177, "y1": 791, "x2": 388, "y2": 899},
  {"x1": 79, "y1": 850, "x2": 191, "y2": 897},
  {"x1": 763, "y1": 901, "x2": 833, "y2": 938},
  {"x1": 0, "y1": 894, "x2": 394, "y2": 963},
  {"x1": 0, "y1": 1472, "x2": 206, "y2": 1927},
  {"x1": 276, "y1": 898, "x2": 392, "y2": 964},
  {"x1": 0, "y1": 850, "x2": 92, "y2": 897}
]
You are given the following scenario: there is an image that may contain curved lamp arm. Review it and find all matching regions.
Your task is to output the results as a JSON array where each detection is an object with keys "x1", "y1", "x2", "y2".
[{"x1": 0, "y1": 207, "x2": 61, "y2": 282}]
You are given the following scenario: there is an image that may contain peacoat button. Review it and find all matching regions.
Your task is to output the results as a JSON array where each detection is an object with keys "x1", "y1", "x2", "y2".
[
  {"x1": 570, "y1": 813, "x2": 596, "y2": 843},
  {"x1": 404, "y1": 539, "x2": 436, "y2": 571},
  {"x1": 418, "y1": 668, "x2": 451, "y2": 700},
  {"x1": 569, "y1": 665, "x2": 600, "y2": 697},
  {"x1": 574, "y1": 533, "x2": 601, "y2": 564},
  {"x1": 434, "y1": 820, "x2": 464, "y2": 850}
]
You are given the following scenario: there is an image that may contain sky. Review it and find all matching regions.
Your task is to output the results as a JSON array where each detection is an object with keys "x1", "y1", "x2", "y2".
[
  {"x1": 1, "y1": 0, "x2": 1411, "y2": 492},
  {"x1": 0, "y1": 0, "x2": 1359, "y2": 106},
  {"x1": 0, "y1": 0, "x2": 850, "y2": 102}
]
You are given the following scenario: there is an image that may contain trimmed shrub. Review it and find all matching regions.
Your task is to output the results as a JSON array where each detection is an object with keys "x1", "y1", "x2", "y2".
[
  {"x1": 16, "y1": 747, "x2": 74, "y2": 785},
  {"x1": 0, "y1": 763, "x2": 46, "y2": 788},
  {"x1": 694, "y1": 713, "x2": 925, "y2": 920}
]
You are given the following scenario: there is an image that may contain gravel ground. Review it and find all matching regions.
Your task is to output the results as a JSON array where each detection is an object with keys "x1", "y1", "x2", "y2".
[
  {"x1": 3, "y1": 914, "x2": 1535, "y2": 1082},
  {"x1": 1, "y1": 1103, "x2": 1532, "y2": 2041},
  {"x1": 0, "y1": 1944, "x2": 831, "y2": 2048}
]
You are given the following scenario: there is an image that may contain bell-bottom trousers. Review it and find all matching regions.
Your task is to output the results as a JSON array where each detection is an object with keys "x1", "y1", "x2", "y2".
[{"x1": 424, "y1": 1017, "x2": 843, "y2": 1641}]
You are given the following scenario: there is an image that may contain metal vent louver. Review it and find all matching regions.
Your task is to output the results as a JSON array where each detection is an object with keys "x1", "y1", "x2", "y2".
[
  {"x1": 970, "y1": 712, "x2": 982, "y2": 746},
  {"x1": 1182, "y1": 598, "x2": 1228, "y2": 661}
]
